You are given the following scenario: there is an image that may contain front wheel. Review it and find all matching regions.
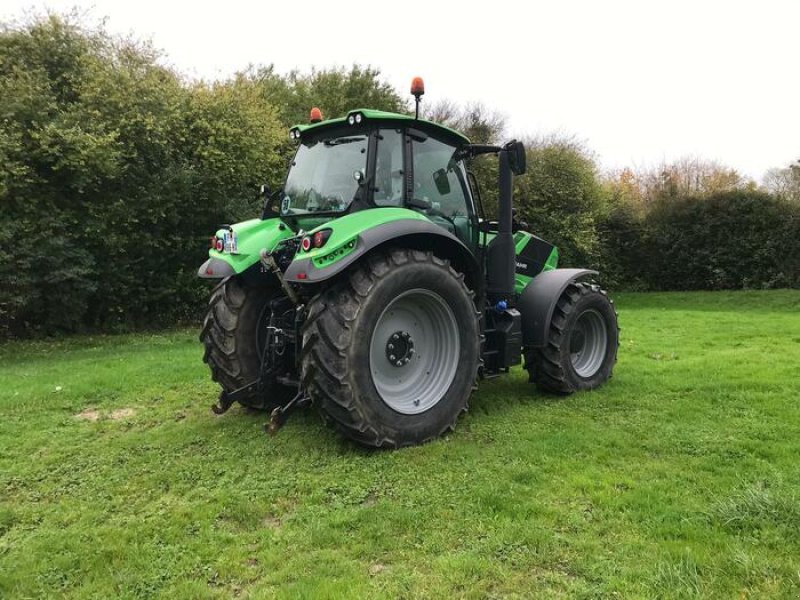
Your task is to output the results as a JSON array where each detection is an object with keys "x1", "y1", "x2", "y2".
[
  {"x1": 300, "y1": 249, "x2": 480, "y2": 448},
  {"x1": 525, "y1": 282, "x2": 619, "y2": 394}
]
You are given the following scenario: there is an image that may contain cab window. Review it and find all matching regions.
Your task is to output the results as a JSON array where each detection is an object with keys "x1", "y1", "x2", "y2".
[
  {"x1": 411, "y1": 137, "x2": 470, "y2": 218},
  {"x1": 374, "y1": 128, "x2": 404, "y2": 207}
]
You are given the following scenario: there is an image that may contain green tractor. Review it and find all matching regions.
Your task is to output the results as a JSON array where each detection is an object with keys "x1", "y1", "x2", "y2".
[{"x1": 199, "y1": 79, "x2": 619, "y2": 448}]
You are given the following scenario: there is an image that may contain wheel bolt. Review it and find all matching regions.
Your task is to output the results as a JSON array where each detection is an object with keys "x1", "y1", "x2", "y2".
[
  {"x1": 393, "y1": 334, "x2": 399, "y2": 340},
  {"x1": 389, "y1": 354, "x2": 396, "y2": 361},
  {"x1": 409, "y1": 348, "x2": 415, "y2": 355},
  {"x1": 388, "y1": 344, "x2": 394, "y2": 350}
]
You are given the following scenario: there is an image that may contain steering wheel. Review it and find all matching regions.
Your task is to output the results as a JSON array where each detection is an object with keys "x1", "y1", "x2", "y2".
[{"x1": 320, "y1": 192, "x2": 345, "y2": 212}]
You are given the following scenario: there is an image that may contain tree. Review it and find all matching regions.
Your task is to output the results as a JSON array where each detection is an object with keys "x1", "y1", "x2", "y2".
[
  {"x1": 763, "y1": 160, "x2": 800, "y2": 203},
  {"x1": 0, "y1": 13, "x2": 286, "y2": 336},
  {"x1": 514, "y1": 135, "x2": 605, "y2": 268},
  {"x1": 628, "y1": 156, "x2": 752, "y2": 205},
  {"x1": 246, "y1": 64, "x2": 406, "y2": 128}
]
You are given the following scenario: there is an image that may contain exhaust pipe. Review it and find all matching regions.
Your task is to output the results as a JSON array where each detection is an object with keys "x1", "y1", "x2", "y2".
[{"x1": 486, "y1": 148, "x2": 517, "y2": 303}]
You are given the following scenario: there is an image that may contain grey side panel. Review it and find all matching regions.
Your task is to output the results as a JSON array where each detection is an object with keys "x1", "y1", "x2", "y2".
[
  {"x1": 198, "y1": 258, "x2": 236, "y2": 279},
  {"x1": 283, "y1": 219, "x2": 478, "y2": 284},
  {"x1": 518, "y1": 268, "x2": 598, "y2": 347}
]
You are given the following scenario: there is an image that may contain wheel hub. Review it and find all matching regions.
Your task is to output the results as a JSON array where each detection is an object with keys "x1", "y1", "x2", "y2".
[
  {"x1": 385, "y1": 331, "x2": 415, "y2": 367},
  {"x1": 369, "y1": 288, "x2": 460, "y2": 415},
  {"x1": 569, "y1": 308, "x2": 608, "y2": 378},
  {"x1": 570, "y1": 329, "x2": 587, "y2": 354}
]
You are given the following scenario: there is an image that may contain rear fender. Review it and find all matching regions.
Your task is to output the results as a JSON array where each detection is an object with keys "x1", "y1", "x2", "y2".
[
  {"x1": 517, "y1": 268, "x2": 598, "y2": 347},
  {"x1": 284, "y1": 215, "x2": 481, "y2": 296}
]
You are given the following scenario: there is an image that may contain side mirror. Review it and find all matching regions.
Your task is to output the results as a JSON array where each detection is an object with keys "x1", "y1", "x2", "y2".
[
  {"x1": 505, "y1": 140, "x2": 527, "y2": 176},
  {"x1": 259, "y1": 183, "x2": 271, "y2": 198},
  {"x1": 433, "y1": 168, "x2": 451, "y2": 195}
]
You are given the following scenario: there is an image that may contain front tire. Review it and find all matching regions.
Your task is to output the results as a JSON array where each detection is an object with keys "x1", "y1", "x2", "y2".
[
  {"x1": 525, "y1": 282, "x2": 619, "y2": 394},
  {"x1": 200, "y1": 278, "x2": 296, "y2": 410},
  {"x1": 300, "y1": 249, "x2": 480, "y2": 448}
]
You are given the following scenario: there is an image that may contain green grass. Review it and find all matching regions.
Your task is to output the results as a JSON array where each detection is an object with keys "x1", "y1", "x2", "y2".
[{"x1": 2, "y1": 290, "x2": 799, "y2": 599}]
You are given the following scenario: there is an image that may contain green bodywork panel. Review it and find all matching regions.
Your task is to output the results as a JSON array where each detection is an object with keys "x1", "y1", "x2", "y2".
[
  {"x1": 209, "y1": 218, "x2": 294, "y2": 273},
  {"x1": 479, "y1": 229, "x2": 560, "y2": 294},
  {"x1": 292, "y1": 109, "x2": 471, "y2": 145},
  {"x1": 297, "y1": 208, "x2": 430, "y2": 268},
  {"x1": 512, "y1": 231, "x2": 559, "y2": 293},
  {"x1": 208, "y1": 208, "x2": 433, "y2": 274},
  {"x1": 209, "y1": 211, "x2": 559, "y2": 292}
]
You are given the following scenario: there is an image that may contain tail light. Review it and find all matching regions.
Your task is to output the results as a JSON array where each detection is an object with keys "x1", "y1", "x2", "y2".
[
  {"x1": 301, "y1": 229, "x2": 332, "y2": 252},
  {"x1": 313, "y1": 229, "x2": 332, "y2": 248}
]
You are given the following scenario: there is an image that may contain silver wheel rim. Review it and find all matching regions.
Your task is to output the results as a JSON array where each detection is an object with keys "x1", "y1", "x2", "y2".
[
  {"x1": 369, "y1": 289, "x2": 460, "y2": 415},
  {"x1": 570, "y1": 308, "x2": 608, "y2": 378}
]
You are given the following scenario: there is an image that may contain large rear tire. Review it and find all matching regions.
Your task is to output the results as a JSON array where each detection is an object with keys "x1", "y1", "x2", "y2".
[
  {"x1": 300, "y1": 249, "x2": 480, "y2": 448},
  {"x1": 525, "y1": 282, "x2": 619, "y2": 394},
  {"x1": 200, "y1": 278, "x2": 296, "y2": 410}
]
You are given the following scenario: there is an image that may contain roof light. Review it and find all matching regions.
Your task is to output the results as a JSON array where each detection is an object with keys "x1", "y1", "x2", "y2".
[
  {"x1": 310, "y1": 107, "x2": 323, "y2": 123},
  {"x1": 348, "y1": 115, "x2": 355, "y2": 125},
  {"x1": 411, "y1": 76, "x2": 425, "y2": 97},
  {"x1": 354, "y1": 113, "x2": 363, "y2": 124}
]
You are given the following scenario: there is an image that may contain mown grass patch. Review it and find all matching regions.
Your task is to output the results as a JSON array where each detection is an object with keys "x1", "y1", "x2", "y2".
[{"x1": 1, "y1": 290, "x2": 799, "y2": 598}]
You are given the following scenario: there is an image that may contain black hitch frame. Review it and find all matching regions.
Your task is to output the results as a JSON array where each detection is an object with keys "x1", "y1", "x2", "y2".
[{"x1": 211, "y1": 299, "x2": 309, "y2": 429}]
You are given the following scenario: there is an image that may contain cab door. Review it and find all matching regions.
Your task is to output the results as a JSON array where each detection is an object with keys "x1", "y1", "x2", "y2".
[{"x1": 408, "y1": 134, "x2": 478, "y2": 252}]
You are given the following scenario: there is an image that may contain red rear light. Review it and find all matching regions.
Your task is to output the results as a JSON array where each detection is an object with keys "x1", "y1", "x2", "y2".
[
  {"x1": 301, "y1": 236, "x2": 312, "y2": 252},
  {"x1": 297, "y1": 272, "x2": 308, "y2": 280},
  {"x1": 313, "y1": 229, "x2": 332, "y2": 248},
  {"x1": 214, "y1": 238, "x2": 224, "y2": 252}
]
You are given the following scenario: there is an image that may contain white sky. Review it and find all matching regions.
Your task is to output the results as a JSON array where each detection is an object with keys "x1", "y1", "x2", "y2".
[{"x1": 4, "y1": 0, "x2": 799, "y2": 180}]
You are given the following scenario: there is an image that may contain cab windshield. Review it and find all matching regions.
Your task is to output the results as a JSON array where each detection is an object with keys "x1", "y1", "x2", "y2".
[{"x1": 281, "y1": 134, "x2": 368, "y2": 215}]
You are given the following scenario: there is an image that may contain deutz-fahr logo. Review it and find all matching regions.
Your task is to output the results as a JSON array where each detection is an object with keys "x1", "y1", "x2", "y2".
[{"x1": 515, "y1": 261, "x2": 528, "y2": 270}]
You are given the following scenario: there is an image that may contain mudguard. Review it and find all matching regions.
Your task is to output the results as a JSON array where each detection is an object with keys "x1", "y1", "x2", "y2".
[
  {"x1": 197, "y1": 257, "x2": 236, "y2": 279},
  {"x1": 283, "y1": 217, "x2": 480, "y2": 289},
  {"x1": 517, "y1": 268, "x2": 598, "y2": 347}
]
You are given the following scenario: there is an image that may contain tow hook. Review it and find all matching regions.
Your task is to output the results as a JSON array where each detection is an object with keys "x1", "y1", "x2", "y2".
[
  {"x1": 211, "y1": 391, "x2": 235, "y2": 415},
  {"x1": 266, "y1": 389, "x2": 311, "y2": 435},
  {"x1": 211, "y1": 382, "x2": 259, "y2": 415}
]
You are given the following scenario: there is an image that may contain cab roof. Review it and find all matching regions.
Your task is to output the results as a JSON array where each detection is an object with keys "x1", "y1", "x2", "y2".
[{"x1": 292, "y1": 108, "x2": 471, "y2": 146}]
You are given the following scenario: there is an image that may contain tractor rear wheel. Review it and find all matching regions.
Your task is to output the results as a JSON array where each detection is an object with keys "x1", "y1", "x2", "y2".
[
  {"x1": 200, "y1": 278, "x2": 296, "y2": 410},
  {"x1": 525, "y1": 282, "x2": 619, "y2": 394},
  {"x1": 300, "y1": 249, "x2": 480, "y2": 448}
]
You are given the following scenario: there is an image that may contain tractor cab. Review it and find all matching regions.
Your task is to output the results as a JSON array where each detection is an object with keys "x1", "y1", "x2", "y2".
[{"x1": 275, "y1": 108, "x2": 478, "y2": 251}]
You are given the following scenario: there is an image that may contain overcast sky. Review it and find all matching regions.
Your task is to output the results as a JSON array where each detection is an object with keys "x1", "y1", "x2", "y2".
[{"x1": 4, "y1": 0, "x2": 798, "y2": 180}]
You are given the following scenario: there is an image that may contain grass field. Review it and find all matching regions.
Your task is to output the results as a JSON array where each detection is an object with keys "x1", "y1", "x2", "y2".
[{"x1": 1, "y1": 290, "x2": 799, "y2": 599}]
